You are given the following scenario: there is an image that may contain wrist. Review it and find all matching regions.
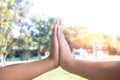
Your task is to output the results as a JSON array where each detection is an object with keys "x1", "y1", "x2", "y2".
[
  {"x1": 60, "y1": 55, "x2": 73, "y2": 68},
  {"x1": 47, "y1": 56, "x2": 59, "y2": 68}
]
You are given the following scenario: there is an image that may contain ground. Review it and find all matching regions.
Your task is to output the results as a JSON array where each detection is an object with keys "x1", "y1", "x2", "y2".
[{"x1": 33, "y1": 67, "x2": 87, "y2": 80}]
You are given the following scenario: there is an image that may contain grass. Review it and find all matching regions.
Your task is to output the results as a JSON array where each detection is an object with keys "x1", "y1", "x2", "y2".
[{"x1": 33, "y1": 67, "x2": 87, "y2": 80}]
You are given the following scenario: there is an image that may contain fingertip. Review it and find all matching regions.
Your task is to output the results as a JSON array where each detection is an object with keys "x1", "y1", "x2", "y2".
[
  {"x1": 55, "y1": 18, "x2": 64, "y2": 34},
  {"x1": 55, "y1": 18, "x2": 60, "y2": 26}
]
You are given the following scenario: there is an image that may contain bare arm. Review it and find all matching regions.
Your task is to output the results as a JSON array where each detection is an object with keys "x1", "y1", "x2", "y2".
[
  {"x1": 64, "y1": 59, "x2": 120, "y2": 80},
  {"x1": 0, "y1": 58, "x2": 57, "y2": 80},
  {"x1": 57, "y1": 24, "x2": 120, "y2": 80},
  {"x1": 0, "y1": 19, "x2": 60, "y2": 80}
]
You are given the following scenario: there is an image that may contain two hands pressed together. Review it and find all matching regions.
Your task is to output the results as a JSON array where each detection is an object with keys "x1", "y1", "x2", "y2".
[{"x1": 0, "y1": 19, "x2": 120, "y2": 80}]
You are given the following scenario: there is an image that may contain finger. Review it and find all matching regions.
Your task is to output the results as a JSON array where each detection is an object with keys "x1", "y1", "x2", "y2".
[
  {"x1": 58, "y1": 19, "x2": 64, "y2": 32},
  {"x1": 50, "y1": 19, "x2": 59, "y2": 52},
  {"x1": 56, "y1": 18, "x2": 61, "y2": 26},
  {"x1": 58, "y1": 21, "x2": 72, "y2": 48},
  {"x1": 57, "y1": 22, "x2": 66, "y2": 46},
  {"x1": 53, "y1": 19, "x2": 61, "y2": 36}
]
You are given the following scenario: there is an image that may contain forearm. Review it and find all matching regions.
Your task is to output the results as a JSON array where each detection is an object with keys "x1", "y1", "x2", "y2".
[
  {"x1": 0, "y1": 58, "x2": 57, "y2": 80},
  {"x1": 61, "y1": 58, "x2": 120, "y2": 80},
  {"x1": 59, "y1": 40, "x2": 73, "y2": 68},
  {"x1": 60, "y1": 51, "x2": 75, "y2": 74},
  {"x1": 60, "y1": 52, "x2": 72, "y2": 70}
]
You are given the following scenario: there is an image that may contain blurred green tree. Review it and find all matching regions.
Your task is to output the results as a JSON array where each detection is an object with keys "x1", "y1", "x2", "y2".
[
  {"x1": 30, "y1": 16, "x2": 56, "y2": 58},
  {"x1": 0, "y1": 0, "x2": 17, "y2": 66},
  {"x1": 0, "y1": 0, "x2": 32, "y2": 66}
]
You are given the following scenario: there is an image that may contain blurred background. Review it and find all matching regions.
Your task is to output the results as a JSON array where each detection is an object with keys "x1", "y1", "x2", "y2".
[{"x1": 0, "y1": 0, "x2": 120, "y2": 80}]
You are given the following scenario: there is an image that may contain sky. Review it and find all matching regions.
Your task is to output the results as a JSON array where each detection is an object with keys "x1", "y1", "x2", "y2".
[{"x1": 29, "y1": 0, "x2": 120, "y2": 35}]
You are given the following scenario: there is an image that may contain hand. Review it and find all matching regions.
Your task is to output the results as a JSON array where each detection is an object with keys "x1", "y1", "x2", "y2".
[
  {"x1": 48, "y1": 19, "x2": 60, "y2": 68},
  {"x1": 64, "y1": 32, "x2": 73, "y2": 51},
  {"x1": 57, "y1": 20, "x2": 73, "y2": 66}
]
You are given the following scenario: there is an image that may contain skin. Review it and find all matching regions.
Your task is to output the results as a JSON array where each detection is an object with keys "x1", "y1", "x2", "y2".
[
  {"x1": 0, "y1": 19, "x2": 60, "y2": 80},
  {"x1": 57, "y1": 22, "x2": 120, "y2": 80}
]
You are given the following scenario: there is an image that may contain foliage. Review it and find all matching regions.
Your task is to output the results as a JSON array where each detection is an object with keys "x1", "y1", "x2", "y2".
[
  {"x1": 0, "y1": 0, "x2": 17, "y2": 54},
  {"x1": 64, "y1": 26, "x2": 120, "y2": 55},
  {"x1": 112, "y1": 35, "x2": 120, "y2": 55},
  {"x1": 31, "y1": 16, "x2": 57, "y2": 53},
  {"x1": 0, "y1": 0, "x2": 33, "y2": 54},
  {"x1": 0, "y1": 0, "x2": 57, "y2": 56}
]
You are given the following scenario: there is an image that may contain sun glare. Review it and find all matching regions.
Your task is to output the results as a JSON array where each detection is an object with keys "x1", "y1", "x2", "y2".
[{"x1": 29, "y1": 0, "x2": 120, "y2": 36}]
